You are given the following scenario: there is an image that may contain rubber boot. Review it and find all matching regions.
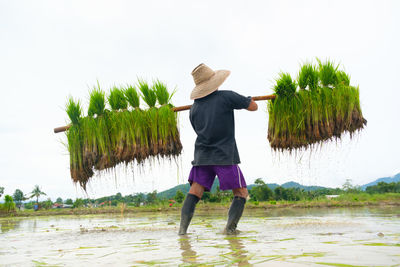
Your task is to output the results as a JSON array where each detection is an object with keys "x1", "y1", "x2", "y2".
[
  {"x1": 178, "y1": 193, "x2": 200, "y2": 235},
  {"x1": 225, "y1": 196, "x2": 246, "y2": 234}
]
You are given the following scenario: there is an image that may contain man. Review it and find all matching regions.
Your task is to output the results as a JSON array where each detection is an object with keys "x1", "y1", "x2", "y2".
[{"x1": 179, "y1": 63, "x2": 258, "y2": 235}]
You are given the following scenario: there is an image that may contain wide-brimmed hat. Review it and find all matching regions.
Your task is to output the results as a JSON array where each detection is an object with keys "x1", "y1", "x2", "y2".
[{"x1": 190, "y1": 63, "x2": 230, "y2": 100}]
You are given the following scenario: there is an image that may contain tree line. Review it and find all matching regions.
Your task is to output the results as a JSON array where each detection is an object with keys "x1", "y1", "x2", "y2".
[
  {"x1": 0, "y1": 185, "x2": 47, "y2": 212},
  {"x1": 1, "y1": 180, "x2": 399, "y2": 213}
]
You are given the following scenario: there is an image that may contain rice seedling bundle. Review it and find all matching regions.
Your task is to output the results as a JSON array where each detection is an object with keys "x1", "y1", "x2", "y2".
[
  {"x1": 267, "y1": 59, "x2": 366, "y2": 151},
  {"x1": 65, "y1": 80, "x2": 182, "y2": 189}
]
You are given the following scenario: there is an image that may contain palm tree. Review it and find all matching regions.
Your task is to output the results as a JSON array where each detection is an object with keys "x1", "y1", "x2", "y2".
[{"x1": 30, "y1": 185, "x2": 46, "y2": 204}]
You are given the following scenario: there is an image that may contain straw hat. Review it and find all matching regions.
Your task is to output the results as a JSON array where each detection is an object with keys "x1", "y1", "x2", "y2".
[{"x1": 190, "y1": 63, "x2": 230, "y2": 100}]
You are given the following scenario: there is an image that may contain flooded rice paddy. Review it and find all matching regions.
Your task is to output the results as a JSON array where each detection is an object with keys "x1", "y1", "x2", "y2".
[{"x1": 1, "y1": 207, "x2": 399, "y2": 266}]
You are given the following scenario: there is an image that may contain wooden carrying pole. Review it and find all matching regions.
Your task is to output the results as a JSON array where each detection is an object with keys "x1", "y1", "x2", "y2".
[{"x1": 53, "y1": 94, "x2": 276, "y2": 133}]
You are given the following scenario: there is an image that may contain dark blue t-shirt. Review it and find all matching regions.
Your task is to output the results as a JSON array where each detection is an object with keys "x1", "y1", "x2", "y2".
[{"x1": 189, "y1": 90, "x2": 251, "y2": 166}]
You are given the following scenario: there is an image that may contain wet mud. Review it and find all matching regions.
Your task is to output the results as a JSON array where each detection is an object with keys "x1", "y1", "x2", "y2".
[{"x1": 1, "y1": 207, "x2": 399, "y2": 266}]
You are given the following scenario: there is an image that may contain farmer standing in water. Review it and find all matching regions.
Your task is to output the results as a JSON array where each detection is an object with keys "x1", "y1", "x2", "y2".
[{"x1": 179, "y1": 63, "x2": 258, "y2": 235}]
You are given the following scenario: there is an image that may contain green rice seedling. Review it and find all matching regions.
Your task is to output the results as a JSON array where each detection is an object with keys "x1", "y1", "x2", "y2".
[
  {"x1": 109, "y1": 111, "x2": 129, "y2": 163},
  {"x1": 297, "y1": 89, "x2": 313, "y2": 144},
  {"x1": 157, "y1": 105, "x2": 176, "y2": 140},
  {"x1": 138, "y1": 79, "x2": 157, "y2": 108},
  {"x1": 145, "y1": 107, "x2": 159, "y2": 155},
  {"x1": 152, "y1": 80, "x2": 181, "y2": 156},
  {"x1": 298, "y1": 63, "x2": 319, "y2": 91},
  {"x1": 336, "y1": 70, "x2": 350, "y2": 86},
  {"x1": 65, "y1": 98, "x2": 94, "y2": 188},
  {"x1": 268, "y1": 92, "x2": 306, "y2": 151},
  {"x1": 343, "y1": 86, "x2": 364, "y2": 134},
  {"x1": 109, "y1": 109, "x2": 148, "y2": 164},
  {"x1": 66, "y1": 125, "x2": 81, "y2": 181},
  {"x1": 66, "y1": 124, "x2": 94, "y2": 188},
  {"x1": 156, "y1": 106, "x2": 169, "y2": 155},
  {"x1": 84, "y1": 84, "x2": 115, "y2": 174},
  {"x1": 308, "y1": 90, "x2": 322, "y2": 142},
  {"x1": 317, "y1": 58, "x2": 339, "y2": 87},
  {"x1": 273, "y1": 73, "x2": 297, "y2": 98},
  {"x1": 107, "y1": 111, "x2": 123, "y2": 162},
  {"x1": 66, "y1": 97, "x2": 82, "y2": 125},
  {"x1": 318, "y1": 87, "x2": 334, "y2": 140},
  {"x1": 110, "y1": 108, "x2": 147, "y2": 164},
  {"x1": 79, "y1": 116, "x2": 96, "y2": 167},
  {"x1": 153, "y1": 79, "x2": 175, "y2": 105},
  {"x1": 124, "y1": 85, "x2": 140, "y2": 108},
  {"x1": 121, "y1": 110, "x2": 146, "y2": 163},
  {"x1": 131, "y1": 109, "x2": 150, "y2": 162},
  {"x1": 88, "y1": 83, "x2": 106, "y2": 116},
  {"x1": 77, "y1": 111, "x2": 114, "y2": 179},
  {"x1": 269, "y1": 73, "x2": 303, "y2": 150},
  {"x1": 118, "y1": 112, "x2": 131, "y2": 163},
  {"x1": 332, "y1": 84, "x2": 349, "y2": 136},
  {"x1": 65, "y1": 97, "x2": 93, "y2": 188},
  {"x1": 108, "y1": 86, "x2": 128, "y2": 111},
  {"x1": 93, "y1": 114, "x2": 114, "y2": 171},
  {"x1": 157, "y1": 105, "x2": 182, "y2": 156},
  {"x1": 331, "y1": 83, "x2": 365, "y2": 138}
]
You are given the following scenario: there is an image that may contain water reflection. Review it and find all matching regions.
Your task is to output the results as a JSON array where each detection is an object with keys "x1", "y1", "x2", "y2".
[
  {"x1": 32, "y1": 219, "x2": 38, "y2": 233},
  {"x1": 227, "y1": 238, "x2": 251, "y2": 266},
  {"x1": 0, "y1": 219, "x2": 21, "y2": 233},
  {"x1": 179, "y1": 236, "x2": 198, "y2": 265},
  {"x1": 178, "y1": 234, "x2": 251, "y2": 266}
]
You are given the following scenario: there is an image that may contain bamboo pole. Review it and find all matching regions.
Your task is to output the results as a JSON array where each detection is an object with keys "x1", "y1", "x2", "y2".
[{"x1": 53, "y1": 94, "x2": 276, "y2": 133}]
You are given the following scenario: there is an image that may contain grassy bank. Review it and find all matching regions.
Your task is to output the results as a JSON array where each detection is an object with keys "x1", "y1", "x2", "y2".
[{"x1": 2, "y1": 193, "x2": 399, "y2": 218}]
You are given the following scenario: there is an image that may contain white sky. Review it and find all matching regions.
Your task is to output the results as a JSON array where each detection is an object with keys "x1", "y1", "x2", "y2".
[{"x1": 1, "y1": 0, "x2": 399, "y2": 201}]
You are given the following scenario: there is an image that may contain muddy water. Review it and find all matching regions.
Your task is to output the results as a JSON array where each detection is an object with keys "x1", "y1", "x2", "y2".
[{"x1": 1, "y1": 207, "x2": 399, "y2": 266}]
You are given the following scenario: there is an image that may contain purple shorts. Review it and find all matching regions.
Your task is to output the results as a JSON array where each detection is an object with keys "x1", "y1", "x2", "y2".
[{"x1": 188, "y1": 165, "x2": 247, "y2": 191}]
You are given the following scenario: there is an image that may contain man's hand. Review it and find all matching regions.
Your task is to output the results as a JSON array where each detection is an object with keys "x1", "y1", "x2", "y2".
[{"x1": 247, "y1": 100, "x2": 258, "y2": 111}]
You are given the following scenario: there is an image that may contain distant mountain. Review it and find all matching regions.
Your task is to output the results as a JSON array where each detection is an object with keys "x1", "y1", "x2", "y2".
[
  {"x1": 245, "y1": 180, "x2": 326, "y2": 191},
  {"x1": 360, "y1": 173, "x2": 400, "y2": 190},
  {"x1": 157, "y1": 184, "x2": 190, "y2": 199},
  {"x1": 280, "y1": 181, "x2": 327, "y2": 191}
]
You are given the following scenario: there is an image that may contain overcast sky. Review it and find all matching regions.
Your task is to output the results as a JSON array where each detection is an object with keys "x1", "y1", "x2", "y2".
[{"x1": 1, "y1": 0, "x2": 399, "y2": 201}]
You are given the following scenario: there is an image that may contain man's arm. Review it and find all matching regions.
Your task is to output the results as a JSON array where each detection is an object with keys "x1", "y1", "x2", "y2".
[
  {"x1": 247, "y1": 100, "x2": 258, "y2": 111},
  {"x1": 224, "y1": 91, "x2": 258, "y2": 111}
]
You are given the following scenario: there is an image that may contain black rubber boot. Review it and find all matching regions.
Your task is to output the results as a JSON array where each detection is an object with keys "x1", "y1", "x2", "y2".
[
  {"x1": 178, "y1": 193, "x2": 200, "y2": 235},
  {"x1": 225, "y1": 196, "x2": 246, "y2": 234}
]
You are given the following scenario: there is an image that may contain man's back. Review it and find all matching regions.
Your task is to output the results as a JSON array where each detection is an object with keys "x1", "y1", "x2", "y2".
[{"x1": 189, "y1": 90, "x2": 251, "y2": 166}]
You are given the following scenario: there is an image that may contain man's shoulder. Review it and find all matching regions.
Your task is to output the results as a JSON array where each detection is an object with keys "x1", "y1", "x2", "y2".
[
  {"x1": 217, "y1": 90, "x2": 251, "y2": 110},
  {"x1": 214, "y1": 90, "x2": 238, "y2": 102},
  {"x1": 195, "y1": 90, "x2": 236, "y2": 101},
  {"x1": 216, "y1": 90, "x2": 236, "y2": 96}
]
